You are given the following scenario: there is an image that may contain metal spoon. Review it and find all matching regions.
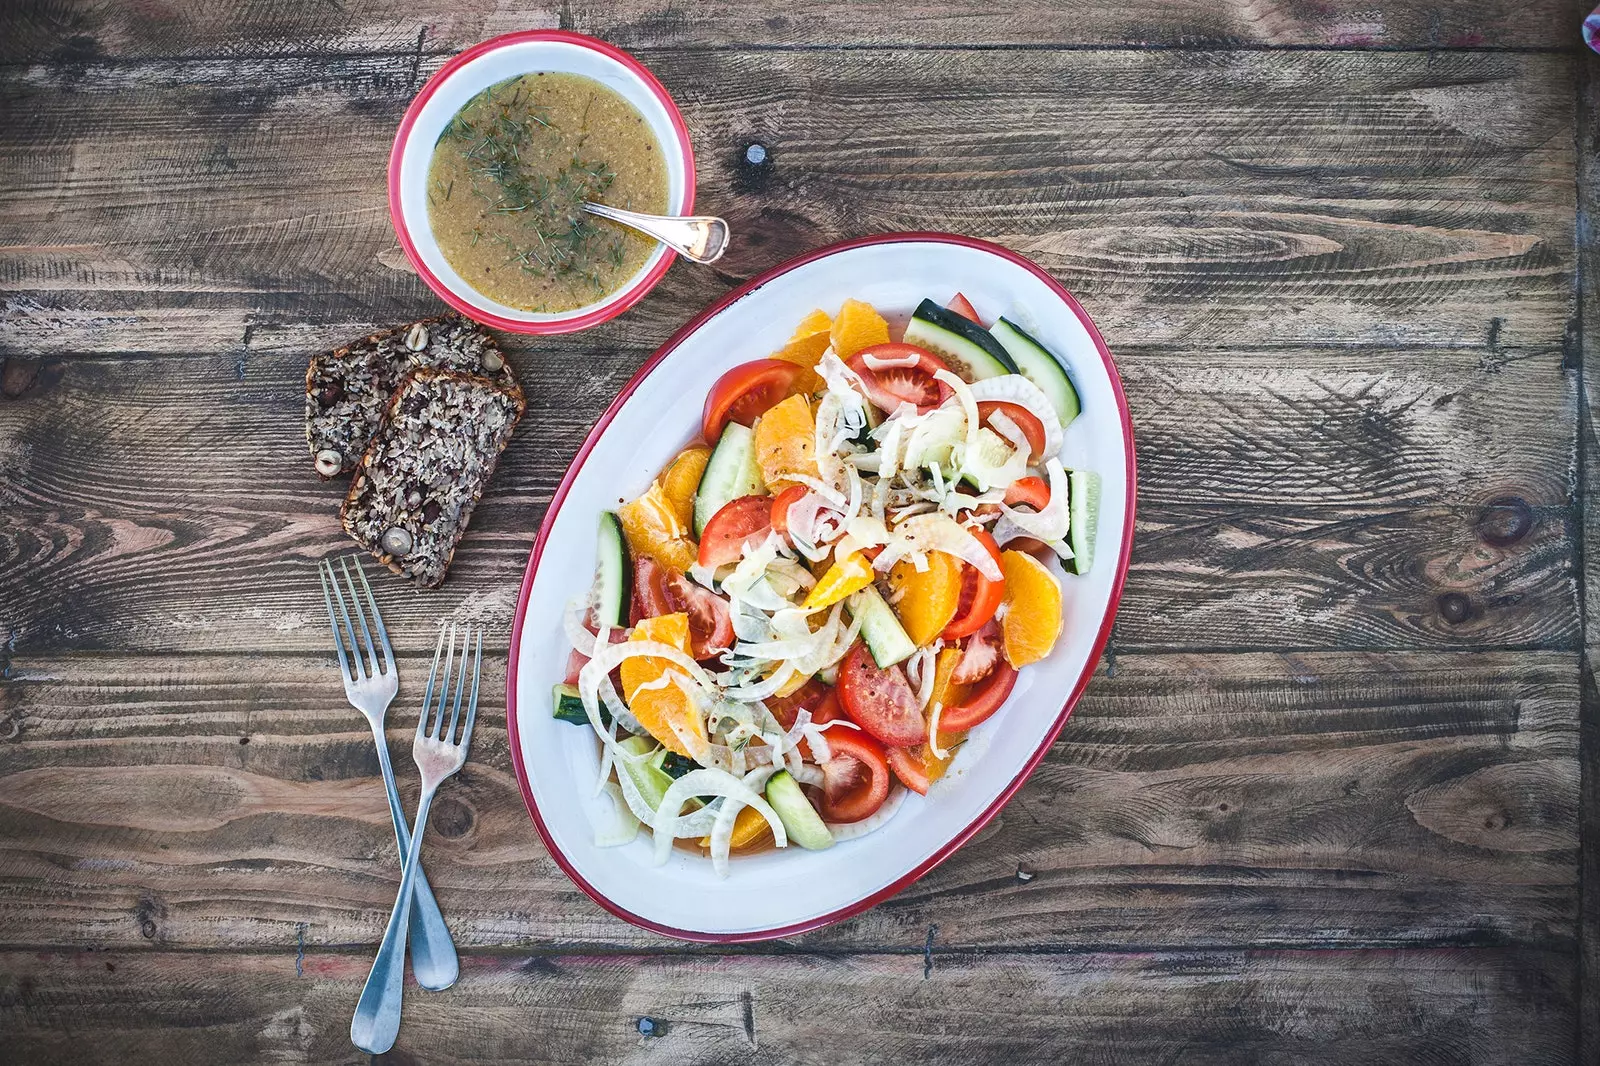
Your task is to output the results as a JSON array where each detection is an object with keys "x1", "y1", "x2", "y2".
[{"x1": 582, "y1": 202, "x2": 729, "y2": 264}]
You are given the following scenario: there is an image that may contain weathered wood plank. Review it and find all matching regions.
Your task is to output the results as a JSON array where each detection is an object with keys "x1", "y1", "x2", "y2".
[
  {"x1": 0, "y1": 946, "x2": 1577, "y2": 1065},
  {"x1": 0, "y1": 343, "x2": 1580, "y2": 655},
  {"x1": 0, "y1": 49, "x2": 1577, "y2": 355},
  {"x1": 0, "y1": 650, "x2": 1576, "y2": 952},
  {"x1": 0, "y1": 0, "x2": 1579, "y2": 62}
]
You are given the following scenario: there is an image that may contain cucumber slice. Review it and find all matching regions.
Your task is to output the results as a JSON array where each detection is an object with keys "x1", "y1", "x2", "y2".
[
  {"x1": 693, "y1": 420, "x2": 766, "y2": 537},
  {"x1": 990, "y1": 318, "x2": 1081, "y2": 427},
  {"x1": 594, "y1": 512, "x2": 632, "y2": 629},
  {"x1": 903, "y1": 299, "x2": 1018, "y2": 381},
  {"x1": 651, "y1": 749, "x2": 698, "y2": 780},
  {"x1": 552, "y1": 683, "x2": 605, "y2": 727},
  {"x1": 617, "y1": 735, "x2": 675, "y2": 810},
  {"x1": 1068, "y1": 470, "x2": 1100, "y2": 575},
  {"x1": 847, "y1": 585, "x2": 917, "y2": 668},
  {"x1": 765, "y1": 770, "x2": 834, "y2": 850}
]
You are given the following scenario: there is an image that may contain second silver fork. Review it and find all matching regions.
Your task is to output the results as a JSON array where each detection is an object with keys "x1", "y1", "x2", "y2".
[{"x1": 319, "y1": 556, "x2": 459, "y2": 992}]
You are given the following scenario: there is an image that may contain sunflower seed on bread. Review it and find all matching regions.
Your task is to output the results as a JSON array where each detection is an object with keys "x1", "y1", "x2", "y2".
[
  {"x1": 305, "y1": 313, "x2": 518, "y2": 479},
  {"x1": 340, "y1": 368, "x2": 523, "y2": 588}
]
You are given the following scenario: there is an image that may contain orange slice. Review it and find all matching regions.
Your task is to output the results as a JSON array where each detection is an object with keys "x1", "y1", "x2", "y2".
[
  {"x1": 1000, "y1": 550, "x2": 1063, "y2": 667},
  {"x1": 698, "y1": 804, "x2": 774, "y2": 851},
  {"x1": 620, "y1": 613, "x2": 705, "y2": 757},
  {"x1": 772, "y1": 309, "x2": 834, "y2": 394},
  {"x1": 884, "y1": 551, "x2": 963, "y2": 646},
  {"x1": 752, "y1": 393, "x2": 819, "y2": 492},
  {"x1": 789, "y1": 309, "x2": 832, "y2": 341},
  {"x1": 802, "y1": 550, "x2": 875, "y2": 610},
  {"x1": 659, "y1": 445, "x2": 711, "y2": 531},
  {"x1": 830, "y1": 298, "x2": 890, "y2": 359},
  {"x1": 617, "y1": 481, "x2": 697, "y2": 573}
]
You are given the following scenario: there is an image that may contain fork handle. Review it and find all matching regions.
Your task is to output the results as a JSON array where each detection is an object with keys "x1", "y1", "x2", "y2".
[
  {"x1": 371, "y1": 722, "x2": 459, "y2": 991},
  {"x1": 351, "y1": 785, "x2": 436, "y2": 1055}
]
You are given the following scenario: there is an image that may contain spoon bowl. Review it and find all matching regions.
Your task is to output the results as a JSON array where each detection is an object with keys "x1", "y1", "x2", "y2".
[{"x1": 583, "y1": 203, "x2": 729, "y2": 264}]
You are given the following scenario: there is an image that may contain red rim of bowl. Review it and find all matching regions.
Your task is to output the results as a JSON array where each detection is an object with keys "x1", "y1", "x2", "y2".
[
  {"x1": 506, "y1": 232, "x2": 1139, "y2": 942},
  {"x1": 387, "y1": 30, "x2": 697, "y2": 335}
]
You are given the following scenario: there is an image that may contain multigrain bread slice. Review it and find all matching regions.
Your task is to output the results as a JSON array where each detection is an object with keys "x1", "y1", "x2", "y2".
[
  {"x1": 306, "y1": 313, "x2": 519, "y2": 479},
  {"x1": 340, "y1": 368, "x2": 525, "y2": 587}
]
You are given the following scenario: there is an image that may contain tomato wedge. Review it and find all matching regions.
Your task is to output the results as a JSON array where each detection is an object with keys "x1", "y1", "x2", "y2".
[
  {"x1": 941, "y1": 529, "x2": 1005, "y2": 640},
  {"x1": 947, "y1": 292, "x2": 980, "y2": 324},
  {"x1": 938, "y1": 659, "x2": 1018, "y2": 732},
  {"x1": 769, "y1": 484, "x2": 808, "y2": 540},
  {"x1": 697, "y1": 495, "x2": 773, "y2": 568},
  {"x1": 702, "y1": 359, "x2": 805, "y2": 442},
  {"x1": 631, "y1": 557, "x2": 673, "y2": 623},
  {"x1": 836, "y1": 642, "x2": 926, "y2": 747},
  {"x1": 847, "y1": 343, "x2": 952, "y2": 414},
  {"x1": 818, "y1": 729, "x2": 891, "y2": 823},
  {"x1": 887, "y1": 746, "x2": 931, "y2": 795},
  {"x1": 662, "y1": 572, "x2": 733, "y2": 660},
  {"x1": 978, "y1": 401, "x2": 1046, "y2": 462},
  {"x1": 765, "y1": 678, "x2": 830, "y2": 732},
  {"x1": 1003, "y1": 475, "x2": 1050, "y2": 510}
]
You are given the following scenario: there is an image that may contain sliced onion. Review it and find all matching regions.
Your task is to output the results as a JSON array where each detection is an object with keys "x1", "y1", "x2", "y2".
[
  {"x1": 651, "y1": 768, "x2": 787, "y2": 865},
  {"x1": 968, "y1": 374, "x2": 1065, "y2": 459},
  {"x1": 934, "y1": 369, "x2": 981, "y2": 452},
  {"x1": 709, "y1": 765, "x2": 782, "y2": 877},
  {"x1": 594, "y1": 780, "x2": 642, "y2": 847},
  {"x1": 862, "y1": 350, "x2": 921, "y2": 370}
]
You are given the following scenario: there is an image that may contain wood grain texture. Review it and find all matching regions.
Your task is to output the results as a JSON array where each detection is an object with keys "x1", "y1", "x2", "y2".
[
  {"x1": 0, "y1": 946, "x2": 1577, "y2": 1065},
  {"x1": 0, "y1": 0, "x2": 1580, "y2": 61},
  {"x1": 0, "y1": 49, "x2": 1577, "y2": 355},
  {"x1": 0, "y1": 346, "x2": 1579, "y2": 655},
  {"x1": 0, "y1": 650, "x2": 1576, "y2": 952}
]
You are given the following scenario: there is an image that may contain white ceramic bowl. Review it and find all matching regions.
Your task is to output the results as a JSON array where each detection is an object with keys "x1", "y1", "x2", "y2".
[
  {"x1": 507, "y1": 234, "x2": 1137, "y2": 941},
  {"x1": 388, "y1": 31, "x2": 695, "y2": 334}
]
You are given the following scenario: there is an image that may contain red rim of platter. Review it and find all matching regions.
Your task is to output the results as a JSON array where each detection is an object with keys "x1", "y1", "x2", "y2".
[
  {"x1": 506, "y1": 232, "x2": 1139, "y2": 941},
  {"x1": 387, "y1": 30, "x2": 697, "y2": 334}
]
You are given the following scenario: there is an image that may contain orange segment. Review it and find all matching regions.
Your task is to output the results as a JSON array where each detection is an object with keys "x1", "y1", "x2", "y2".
[
  {"x1": 830, "y1": 298, "x2": 890, "y2": 359},
  {"x1": 620, "y1": 613, "x2": 706, "y2": 757},
  {"x1": 752, "y1": 393, "x2": 819, "y2": 492},
  {"x1": 699, "y1": 805, "x2": 774, "y2": 851},
  {"x1": 617, "y1": 481, "x2": 698, "y2": 573},
  {"x1": 789, "y1": 309, "x2": 832, "y2": 341},
  {"x1": 802, "y1": 550, "x2": 874, "y2": 610},
  {"x1": 659, "y1": 445, "x2": 711, "y2": 531},
  {"x1": 1000, "y1": 550, "x2": 1063, "y2": 667},
  {"x1": 884, "y1": 552, "x2": 963, "y2": 646}
]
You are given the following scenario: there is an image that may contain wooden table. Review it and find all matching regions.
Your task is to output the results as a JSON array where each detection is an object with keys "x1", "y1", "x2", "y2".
[{"x1": 1, "y1": 2, "x2": 1596, "y2": 1062}]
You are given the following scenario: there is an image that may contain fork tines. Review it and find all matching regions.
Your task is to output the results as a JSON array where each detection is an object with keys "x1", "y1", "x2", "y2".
[
  {"x1": 318, "y1": 555, "x2": 396, "y2": 683},
  {"x1": 420, "y1": 623, "x2": 482, "y2": 750}
]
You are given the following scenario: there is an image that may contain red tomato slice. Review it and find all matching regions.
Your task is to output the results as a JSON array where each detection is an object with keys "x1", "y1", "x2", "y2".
[
  {"x1": 662, "y1": 572, "x2": 734, "y2": 660},
  {"x1": 951, "y1": 618, "x2": 1001, "y2": 684},
  {"x1": 818, "y1": 729, "x2": 891, "y2": 823},
  {"x1": 978, "y1": 401, "x2": 1046, "y2": 462},
  {"x1": 1003, "y1": 475, "x2": 1050, "y2": 510},
  {"x1": 765, "y1": 678, "x2": 830, "y2": 732},
  {"x1": 941, "y1": 529, "x2": 1005, "y2": 640},
  {"x1": 697, "y1": 495, "x2": 773, "y2": 568},
  {"x1": 631, "y1": 557, "x2": 673, "y2": 623},
  {"x1": 887, "y1": 746, "x2": 930, "y2": 795},
  {"x1": 847, "y1": 344, "x2": 952, "y2": 414},
  {"x1": 939, "y1": 659, "x2": 1018, "y2": 732},
  {"x1": 836, "y1": 642, "x2": 926, "y2": 747},
  {"x1": 946, "y1": 292, "x2": 980, "y2": 324},
  {"x1": 702, "y1": 359, "x2": 805, "y2": 442},
  {"x1": 769, "y1": 484, "x2": 808, "y2": 540}
]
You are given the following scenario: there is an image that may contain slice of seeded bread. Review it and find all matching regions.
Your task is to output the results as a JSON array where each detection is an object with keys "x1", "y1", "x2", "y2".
[
  {"x1": 340, "y1": 368, "x2": 525, "y2": 588},
  {"x1": 306, "y1": 314, "x2": 519, "y2": 479}
]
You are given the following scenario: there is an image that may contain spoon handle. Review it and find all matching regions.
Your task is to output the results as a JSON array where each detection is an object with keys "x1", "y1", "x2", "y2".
[{"x1": 583, "y1": 202, "x2": 729, "y2": 264}]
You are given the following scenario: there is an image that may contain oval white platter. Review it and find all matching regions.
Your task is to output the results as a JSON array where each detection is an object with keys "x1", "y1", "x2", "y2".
[{"x1": 507, "y1": 232, "x2": 1136, "y2": 942}]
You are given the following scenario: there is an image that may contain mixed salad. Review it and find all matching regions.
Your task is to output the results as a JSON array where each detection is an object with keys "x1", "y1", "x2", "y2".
[{"x1": 554, "y1": 293, "x2": 1100, "y2": 875}]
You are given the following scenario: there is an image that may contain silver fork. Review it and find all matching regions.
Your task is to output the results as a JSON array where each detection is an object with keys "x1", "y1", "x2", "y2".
[
  {"x1": 350, "y1": 623, "x2": 482, "y2": 1056},
  {"x1": 318, "y1": 557, "x2": 459, "y2": 992}
]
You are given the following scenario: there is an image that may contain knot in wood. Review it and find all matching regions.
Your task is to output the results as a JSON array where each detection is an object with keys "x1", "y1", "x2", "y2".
[
  {"x1": 430, "y1": 796, "x2": 475, "y2": 840},
  {"x1": 1436, "y1": 592, "x2": 1473, "y2": 625},
  {"x1": 1476, "y1": 496, "x2": 1534, "y2": 547}
]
